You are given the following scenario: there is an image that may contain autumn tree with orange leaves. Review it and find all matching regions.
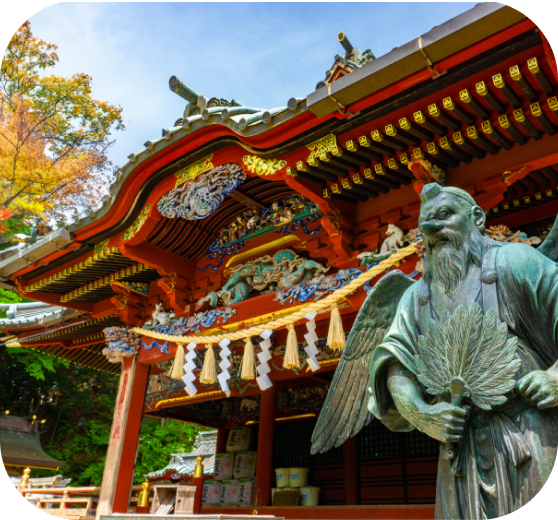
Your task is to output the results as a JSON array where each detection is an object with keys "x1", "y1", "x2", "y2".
[{"x1": 0, "y1": 21, "x2": 123, "y2": 230}]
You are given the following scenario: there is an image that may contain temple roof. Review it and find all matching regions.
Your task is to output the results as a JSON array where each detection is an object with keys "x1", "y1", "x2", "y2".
[
  {"x1": 0, "y1": 229, "x2": 72, "y2": 285},
  {"x1": 147, "y1": 429, "x2": 217, "y2": 479},
  {"x1": 0, "y1": 3, "x2": 520, "y2": 250},
  {"x1": 0, "y1": 301, "x2": 77, "y2": 330},
  {"x1": 0, "y1": 301, "x2": 120, "y2": 374},
  {"x1": 307, "y1": 3, "x2": 524, "y2": 117},
  {"x1": 0, "y1": 3, "x2": 554, "y2": 391},
  {"x1": 0, "y1": 415, "x2": 65, "y2": 470}
]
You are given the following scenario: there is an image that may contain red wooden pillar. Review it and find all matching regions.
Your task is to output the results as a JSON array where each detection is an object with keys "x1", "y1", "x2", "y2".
[
  {"x1": 254, "y1": 385, "x2": 276, "y2": 506},
  {"x1": 192, "y1": 478, "x2": 204, "y2": 514},
  {"x1": 96, "y1": 356, "x2": 150, "y2": 516},
  {"x1": 344, "y1": 436, "x2": 359, "y2": 505},
  {"x1": 216, "y1": 428, "x2": 227, "y2": 454},
  {"x1": 192, "y1": 455, "x2": 205, "y2": 514}
]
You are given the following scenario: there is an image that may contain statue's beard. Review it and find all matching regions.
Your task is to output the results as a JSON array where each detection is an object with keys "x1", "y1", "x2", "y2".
[{"x1": 422, "y1": 230, "x2": 489, "y2": 294}]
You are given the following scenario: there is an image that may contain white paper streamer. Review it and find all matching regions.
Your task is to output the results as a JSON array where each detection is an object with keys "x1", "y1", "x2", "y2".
[
  {"x1": 217, "y1": 338, "x2": 232, "y2": 397},
  {"x1": 303, "y1": 312, "x2": 321, "y2": 372},
  {"x1": 181, "y1": 342, "x2": 198, "y2": 397},
  {"x1": 256, "y1": 329, "x2": 273, "y2": 390}
]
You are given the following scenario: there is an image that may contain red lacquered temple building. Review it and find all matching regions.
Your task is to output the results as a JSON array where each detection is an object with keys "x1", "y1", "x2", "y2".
[{"x1": 1, "y1": 4, "x2": 557, "y2": 519}]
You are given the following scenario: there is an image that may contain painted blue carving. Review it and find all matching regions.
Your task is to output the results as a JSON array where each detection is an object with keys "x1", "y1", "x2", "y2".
[
  {"x1": 200, "y1": 212, "x2": 322, "y2": 273},
  {"x1": 274, "y1": 268, "x2": 362, "y2": 305},
  {"x1": 198, "y1": 241, "x2": 245, "y2": 272},
  {"x1": 141, "y1": 339, "x2": 170, "y2": 354},
  {"x1": 142, "y1": 308, "x2": 237, "y2": 336},
  {"x1": 274, "y1": 213, "x2": 321, "y2": 237}
]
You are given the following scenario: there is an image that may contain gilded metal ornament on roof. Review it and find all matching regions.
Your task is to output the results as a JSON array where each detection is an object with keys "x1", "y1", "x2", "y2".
[
  {"x1": 486, "y1": 224, "x2": 542, "y2": 245},
  {"x1": 305, "y1": 134, "x2": 339, "y2": 162},
  {"x1": 158, "y1": 163, "x2": 245, "y2": 220},
  {"x1": 121, "y1": 204, "x2": 151, "y2": 241},
  {"x1": 242, "y1": 155, "x2": 287, "y2": 176},
  {"x1": 174, "y1": 153, "x2": 214, "y2": 188}
]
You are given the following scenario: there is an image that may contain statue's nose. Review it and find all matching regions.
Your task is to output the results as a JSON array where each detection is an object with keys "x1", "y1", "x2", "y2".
[{"x1": 419, "y1": 220, "x2": 443, "y2": 235}]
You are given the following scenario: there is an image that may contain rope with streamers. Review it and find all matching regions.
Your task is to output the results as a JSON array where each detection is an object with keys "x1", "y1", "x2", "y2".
[{"x1": 132, "y1": 244, "x2": 416, "y2": 344}]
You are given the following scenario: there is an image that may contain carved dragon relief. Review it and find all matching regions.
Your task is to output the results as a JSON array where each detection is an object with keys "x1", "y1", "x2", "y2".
[
  {"x1": 158, "y1": 163, "x2": 245, "y2": 220},
  {"x1": 197, "y1": 249, "x2": 329, "y2": 308}
]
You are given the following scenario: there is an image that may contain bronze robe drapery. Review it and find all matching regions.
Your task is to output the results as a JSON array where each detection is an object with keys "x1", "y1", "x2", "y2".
[{"x1": 369, "y1": 243, "x2": 558, "y2": 519}]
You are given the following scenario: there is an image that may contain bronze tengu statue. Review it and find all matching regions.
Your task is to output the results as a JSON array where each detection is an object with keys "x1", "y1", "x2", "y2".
[{"x1": 312, "y1": 182, "x2": 558, "y2": 519}]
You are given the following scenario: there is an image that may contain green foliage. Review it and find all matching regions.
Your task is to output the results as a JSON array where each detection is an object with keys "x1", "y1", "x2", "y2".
[
  {"x1": 0, "y1": 342, "x2": 205, "y2": 485},
  {"x1": 0, "y1": 214, "x2": 30, "y2": 243},
  {"x1": 134, "y1": 418, "x2": 206, "y2": 484},
  {"x1": 6, "y1": 347, "x2": 69, "y2": 380},
  {"x1": 0, "y1": 343, "x2": 118, "y2": 484},
  {"x1": 0, "y1": 287, "x2": 32, "y2": 317}
]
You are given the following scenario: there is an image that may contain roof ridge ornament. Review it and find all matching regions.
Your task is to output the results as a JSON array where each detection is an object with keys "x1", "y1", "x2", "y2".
[{"x1": 317, "y1": 32, "x2": 376, "y2": 93}]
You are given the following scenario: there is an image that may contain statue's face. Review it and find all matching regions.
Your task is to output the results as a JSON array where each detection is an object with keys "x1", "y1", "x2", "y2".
[
  {"x1": 418, "y1": 191, "x2": 488, "y2": 293},
  {"x1": 418, "y1": 193, "x2": 479, "y2": 253}
]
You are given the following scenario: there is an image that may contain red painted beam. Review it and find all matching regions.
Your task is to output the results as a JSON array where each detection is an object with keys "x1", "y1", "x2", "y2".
[
  {"x1": 119, "y1": 242, "x2": 194, "y2": 281},
  {"x1": 487, "y1": 197, "x2": 558, "y2": 230}
]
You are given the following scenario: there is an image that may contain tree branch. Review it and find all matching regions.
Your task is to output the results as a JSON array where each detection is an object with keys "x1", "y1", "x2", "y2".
[{"x1": 2, "y1": 180, "x2": 36, "y2": 207}]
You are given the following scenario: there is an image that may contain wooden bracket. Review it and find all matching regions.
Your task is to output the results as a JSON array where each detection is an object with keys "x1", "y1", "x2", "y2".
[
  {"x1": 156, "y1": 269, "x2": 193, "y2": 315},
  {"x1": 110, "y1": 283, "x2": 147, "y2": 327}
]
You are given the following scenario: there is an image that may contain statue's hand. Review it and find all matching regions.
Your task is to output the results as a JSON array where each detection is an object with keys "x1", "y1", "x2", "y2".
[
  {"x1": 516, "y1": 370, "x2": 558, "y2": 409},
  {"x1": 416, "y1": 402, "x2": 468, "y2": 443}
]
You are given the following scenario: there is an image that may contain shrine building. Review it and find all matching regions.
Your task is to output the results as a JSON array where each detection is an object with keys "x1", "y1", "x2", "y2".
[{"x1": 1, "y1": 3, "x2": 557, "y2": 518}]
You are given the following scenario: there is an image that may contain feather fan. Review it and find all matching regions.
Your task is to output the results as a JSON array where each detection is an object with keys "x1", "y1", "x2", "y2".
[{"x1": 415, "y1": 303, "x2": 520, "y2": 411}]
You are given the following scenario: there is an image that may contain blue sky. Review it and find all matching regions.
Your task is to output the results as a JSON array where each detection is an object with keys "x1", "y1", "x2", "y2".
[{"x1": 19, "y1": 2, "x2": 484, "y2": 169}]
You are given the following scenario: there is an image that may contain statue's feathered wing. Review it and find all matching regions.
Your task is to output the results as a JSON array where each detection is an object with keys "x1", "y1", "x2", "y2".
[
  {"x1": 538, "y1": 215, "x2": 558, "y2": 262},
  {"x1": 311, "y1": 270, "x2": 415, "y2": 454}
]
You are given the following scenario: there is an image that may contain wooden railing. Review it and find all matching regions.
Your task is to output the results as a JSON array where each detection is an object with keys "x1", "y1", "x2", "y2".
[
  {"x1": 17, "y1": 456, "x2": 206, "y2": 517},
  {"x1": 21, "y1": 485, "x2": 144, "y2": 518}
]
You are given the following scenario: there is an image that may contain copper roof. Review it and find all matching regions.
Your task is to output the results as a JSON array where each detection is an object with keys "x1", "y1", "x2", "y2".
[{"x1": 0, "y1": 415, "x2": 65, "y2": 470}]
